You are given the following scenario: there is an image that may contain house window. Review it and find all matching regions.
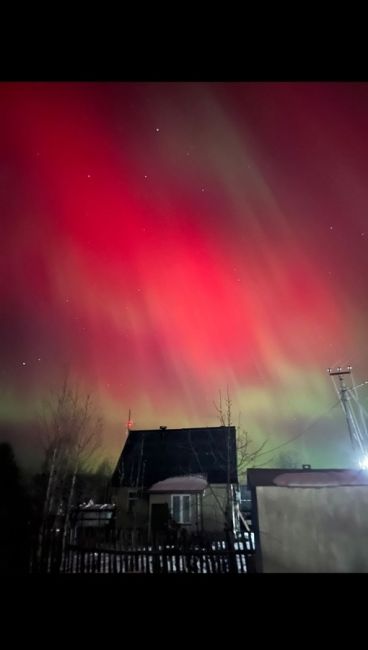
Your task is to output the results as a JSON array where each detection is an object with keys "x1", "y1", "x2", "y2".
[
  {"x1": 128, "y1": 490, "x2": 138, "y2": 514},
  {"x1": 171, "y1": 495, "x2": 191, "y2": 524}
]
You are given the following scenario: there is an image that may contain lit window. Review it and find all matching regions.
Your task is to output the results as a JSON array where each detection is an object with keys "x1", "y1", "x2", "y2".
[{"x1": 171, "y1": 495, "x2": 191, "y2": 524}]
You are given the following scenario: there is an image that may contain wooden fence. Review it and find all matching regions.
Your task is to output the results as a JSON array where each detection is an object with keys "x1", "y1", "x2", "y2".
[{"x1": 32, "y1": 528, "x2": 256, "y2": 574}]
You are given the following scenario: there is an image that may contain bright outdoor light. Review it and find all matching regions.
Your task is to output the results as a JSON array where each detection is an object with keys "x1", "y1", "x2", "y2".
[{"x1": 359, "y1": 455, "x2": 368, "y2": 470}]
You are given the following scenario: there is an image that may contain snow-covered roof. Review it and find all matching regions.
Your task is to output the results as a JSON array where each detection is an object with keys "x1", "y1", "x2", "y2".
[
  {"x1": 77, "y1": 501, "x2": 115, "y2": 510},
  {"x1": 149, "y1": 475, "x2": 208, "y2": 492},
  {"x1": 273, "y1": 470, "x2": 368, "y2": 488}
]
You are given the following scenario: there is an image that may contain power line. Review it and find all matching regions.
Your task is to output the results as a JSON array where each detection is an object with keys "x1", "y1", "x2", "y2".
[{"x1": 252, "y1": 399, "x2": 341, "y2": 461}]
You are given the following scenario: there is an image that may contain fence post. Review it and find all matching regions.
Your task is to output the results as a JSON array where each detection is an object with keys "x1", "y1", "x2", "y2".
[{"x1": 225, "y1": 529, "x2": 238, "y2": 574}]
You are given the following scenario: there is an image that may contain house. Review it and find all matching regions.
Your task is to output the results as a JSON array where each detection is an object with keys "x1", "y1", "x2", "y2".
[{"x1": 111, "y1": 425, "x2": 238, "y2": 539}]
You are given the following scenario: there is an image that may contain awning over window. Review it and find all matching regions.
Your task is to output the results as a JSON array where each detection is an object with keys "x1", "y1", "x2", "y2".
[{"x1": 149, "y1": 475, "x2": 208, "y2": 492}]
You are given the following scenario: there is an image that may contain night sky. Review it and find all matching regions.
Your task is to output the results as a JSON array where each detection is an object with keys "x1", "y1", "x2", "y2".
[{"x1": 2, "y1": 81, "x2": 368, "y2": 470}]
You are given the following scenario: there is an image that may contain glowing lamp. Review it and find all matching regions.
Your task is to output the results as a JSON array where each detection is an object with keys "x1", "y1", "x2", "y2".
[{"x1": 359, "y1": 455, "x2": 368, "y2": 470}]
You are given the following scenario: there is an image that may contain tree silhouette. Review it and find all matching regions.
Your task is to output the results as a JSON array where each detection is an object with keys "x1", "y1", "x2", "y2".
[
  {"x1": 0, "y1": 442, "x2": 31, "y2": 574},
  {"x1": 37, "y1": 379, "x2": 102, "y2": 564}
]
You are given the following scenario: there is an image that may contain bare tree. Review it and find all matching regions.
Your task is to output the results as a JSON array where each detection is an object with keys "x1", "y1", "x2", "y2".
[
  {"x1": 235, "y1": 428, "x2": 270, "y2": 482},
  {"x1": 182, "y1": 389, "x2": 238, "y2": 533},
  {"x1": 213, "y1": 388, "x2": 235, "y2": 529},
  {"x1": 93, "y1": 458, "x2": 113, "y2": 502},
  {"x1": 178, "y1": 389, "x2": 272, "y2": 534},
  {"x1": 214, "y1": 388, "x2": 269, "y2": 483},
  {"x1": 37, "y1": 379, "x2": 102, "y2": 564},
  {"x1": 212, "y1": 388, "x2": 292, "y2": 534},
  {"x1": 186, "y1": 429, "x2": 233, "y2": 532}
]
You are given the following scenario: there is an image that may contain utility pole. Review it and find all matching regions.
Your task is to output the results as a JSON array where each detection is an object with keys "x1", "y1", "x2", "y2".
[
  {"x1": 327, "y1": 366, "x2": 368, "y2": 460},
  {"x1": 328, "y1": 367, "x2": 355, "y2": 447}
]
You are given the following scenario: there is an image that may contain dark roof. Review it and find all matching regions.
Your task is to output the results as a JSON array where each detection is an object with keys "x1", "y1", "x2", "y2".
[
  {"x1": 111, "y1": 426, "x2": 238, "y2": 488},
  {"x1": 247, "y1": 468, "x2": 356, "y2": 488}
]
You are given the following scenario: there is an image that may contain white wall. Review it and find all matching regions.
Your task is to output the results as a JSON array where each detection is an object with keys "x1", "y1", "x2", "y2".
[{"x1": 255, "y1": 485, "x2": 368, "y2": 572}]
